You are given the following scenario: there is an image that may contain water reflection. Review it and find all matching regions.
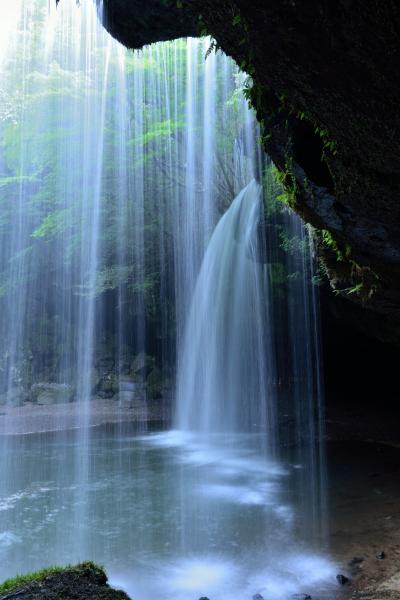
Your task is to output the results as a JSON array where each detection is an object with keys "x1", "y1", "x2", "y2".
[{"x1": 0, "y1": 427, "x2": 335, "y2": 599}]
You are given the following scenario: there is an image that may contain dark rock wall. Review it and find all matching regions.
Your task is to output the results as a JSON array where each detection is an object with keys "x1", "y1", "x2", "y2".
[{"x1": 101, "y1": 0, "x2": 198, "y2": 48}]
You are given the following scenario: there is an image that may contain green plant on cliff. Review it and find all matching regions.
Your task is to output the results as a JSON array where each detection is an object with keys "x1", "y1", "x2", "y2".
[
  {"x1": 318, "y1": 229, "x2": 380, "y2": 300},
  {"x1": 314, "y1": 125, "x2": 338, "y2": 158},
  {"x1": 273, "y1": 163, "x2": 298, "y2": 209},
  {"x1": 321, "y1": 229, "x2": 351, "y2": 262},
  {"x1": 340, "y1": 262, "x2": 379, "y2": 300}
]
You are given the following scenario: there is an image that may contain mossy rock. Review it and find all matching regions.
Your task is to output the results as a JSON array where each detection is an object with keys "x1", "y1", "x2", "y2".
[
  {"x1": 97, "y1": 372, "x2": 119, "y2": 398},
  {"x1": 131, "y1": 352, "x2": 155, "y2": 378},
  {"x1": 0, "y1": 561, "x2": 131, "y2": 599}
]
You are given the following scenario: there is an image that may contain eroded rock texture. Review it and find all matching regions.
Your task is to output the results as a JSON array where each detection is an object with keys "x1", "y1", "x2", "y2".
[{"x1": 102, "y1": 0, "x2": 400, "y2": 344}]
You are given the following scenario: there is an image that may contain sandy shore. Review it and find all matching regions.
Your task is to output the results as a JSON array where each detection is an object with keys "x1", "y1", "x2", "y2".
[{"x1": 0, "y1": 398, "x2": 167, "y2": 436}]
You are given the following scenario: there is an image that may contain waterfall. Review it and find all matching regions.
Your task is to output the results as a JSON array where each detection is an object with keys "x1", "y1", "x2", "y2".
[
  {"x1": 175, "y1": 175, "x2": 326, "y2": 543},
  {"x1": 177, "y1": 180, "x2": 273, "y2": 439},
  {"x1": 0, "y1": 1, "x2": 334, "y2": 597}
]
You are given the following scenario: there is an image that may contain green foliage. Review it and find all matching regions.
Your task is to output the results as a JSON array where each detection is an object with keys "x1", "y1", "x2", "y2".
[
  {"x1": 8, "y1": 245, "x2": 34, "y2": 264},
  {"x1": 318, "y1": 228, "x2": 379, "y2": 299},
  {"x1": 31, "y1": 209, "x2": 71, "y2": 240},
  {"x1": 280, "y1": 231, "x2": 308, "y2": 255},
  {"x1": 269, "y1": 262, "x2": 287, "y2": 285},
  {"x1": 129, "y1": 119, "x2": 184, "y2": 147},
  {"x1": 0, "y1": 175, "x2": 37, "y2": 189},
  {"x1": 124, "y1": 53, "x2": 161, "y2": 75},
  {"x1": 314, "y1": 125, "x2": 338, "y2": 158},
  {"x1": 91, "y1": 265, "x2": 134, "y2": 296},
  {"x1": 205, "y1": 39, "x2": 220, "y2": 59},
  {"x1": 273, "y1": 163, "x2": 298, "y2": 209},
  {"x1": 321, "y1": 229, "x2": 350, "y2": 262},
  {"x1": 262, "y1": 163, "x2": 283, "y2": 216}
]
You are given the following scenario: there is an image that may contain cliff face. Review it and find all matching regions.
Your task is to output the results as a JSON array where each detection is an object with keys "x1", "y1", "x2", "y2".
[{"x1": 101, "y1": 0, "x2": 400, "y2": 345}]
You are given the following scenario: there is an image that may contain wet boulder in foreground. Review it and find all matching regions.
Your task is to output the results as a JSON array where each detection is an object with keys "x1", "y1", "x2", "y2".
[{"x1": 0, "y1": 562, "x2": 131, "y2": 600}]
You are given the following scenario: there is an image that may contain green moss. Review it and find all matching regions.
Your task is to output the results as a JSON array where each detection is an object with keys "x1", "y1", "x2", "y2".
[{"x1": 0, "y1": 561, "x2": 104, "y2": 596}]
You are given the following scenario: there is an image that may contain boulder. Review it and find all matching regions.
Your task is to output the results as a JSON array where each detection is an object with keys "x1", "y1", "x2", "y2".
[
  {"x1": 131, "y1": 352, "x2": 155, "y2": 378},
  {"x1": 31, "y1": 383, "x2": 74, "y2": 405},
  {"x1": 96, "y1": 356, "x2": 115, "y2": 373},
  {"x1": 97, "y1": 373, "x2": 118, "y2": 399}
]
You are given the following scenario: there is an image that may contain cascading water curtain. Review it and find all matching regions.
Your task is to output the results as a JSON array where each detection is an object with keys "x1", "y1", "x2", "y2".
[
  {"x1": 0, "y1": 2, "x2": 260, "y2": 413},
  {"x1": 0, "y1": 0, "x2": 332, "y2": 597}
]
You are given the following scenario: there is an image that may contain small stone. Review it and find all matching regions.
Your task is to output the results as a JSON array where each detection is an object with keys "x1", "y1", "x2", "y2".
[
  {"x1": 349, "y1": 556, "x2": 364, "y2": 568},
  {"x1": 253, "y1": 594, "x2": 264, "y2": 600},
  {"x1": 336, "y1": 574, "x2": 350, "y2": 585},
  {"x1": 376, "y1": 551, "x2": 386, "y2": 560},
  {"x1": 198, "y1": 597, "x2": 210, "y2": 600}
]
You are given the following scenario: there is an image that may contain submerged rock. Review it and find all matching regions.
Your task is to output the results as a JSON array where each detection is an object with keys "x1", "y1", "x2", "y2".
[
  {"x1": 252, "y1": 594, "x2": 265, "y2": 600},
  {"x1": 131, "y1": 352, "x2": 155, "y2": 378},
  {"x1": 336, "y1": 574, "x2": 350, "y2": 585},
  {"x1": 0, "y1": 562, "x2": 131, "y2": 599}
]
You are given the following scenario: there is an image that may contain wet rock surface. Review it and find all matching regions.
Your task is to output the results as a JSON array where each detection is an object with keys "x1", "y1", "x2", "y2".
[{"x1": 0, "y1": 563, "x2": 131, "y2": 600}]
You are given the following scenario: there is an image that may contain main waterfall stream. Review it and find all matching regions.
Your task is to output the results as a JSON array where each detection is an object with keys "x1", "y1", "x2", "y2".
[{"x1": 0, "y1": 1, "x2": 335, "y2": 598}]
